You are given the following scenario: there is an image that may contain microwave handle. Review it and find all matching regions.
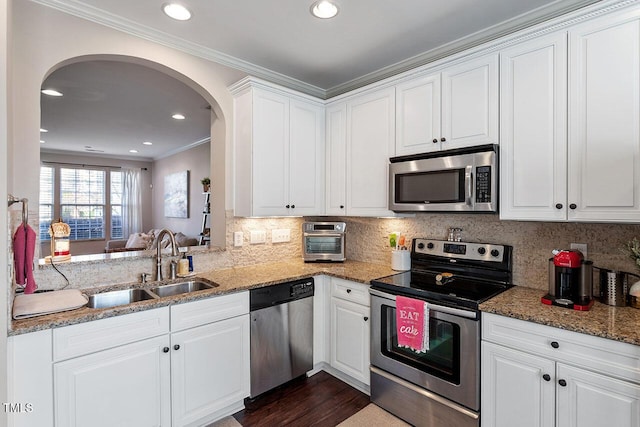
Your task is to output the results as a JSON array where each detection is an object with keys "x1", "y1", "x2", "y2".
[{"x1": 466, "y1": 166, "x2": 473, "y2": 206}]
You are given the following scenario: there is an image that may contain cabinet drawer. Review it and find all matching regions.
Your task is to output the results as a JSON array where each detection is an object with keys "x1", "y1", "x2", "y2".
[
  {"x1": 331, "y1": 278, "x2": 370, "y2": 306},
  {"x1": 53, "y1": 307, "x2": 169, "y2": 361},
  {"x1": 482, "y1": 313, "x2": 640, "y2": 384},
  {"x1": 171, "y1": 291, "x2": 249, "y2": 332}
]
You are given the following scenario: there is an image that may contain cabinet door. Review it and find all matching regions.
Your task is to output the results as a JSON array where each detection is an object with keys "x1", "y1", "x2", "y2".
[
  {"x1": 54, "y1": 335, "x2": 171, "y2": 427},
  {"x1": 481, "y1": 342, "x2": 555, "y2": 427},
  {"x1": 557, "y1": 364, "x2": 640, "y2": 427},
  {"x1": 289, "y1": 99, "x2": 325, "y2": 215},
  {"x1": 325, "y1": 103, "x2": 347, "y2": 215},
  {"x1": 346, "y1": 88, "x2": 395, "y2": 216},
  {"x1": 395, "y1": 73, "x2": 441, "y2": 155},
  {"x1": 330, "y1": 297, "x2": 371, "y2": 385},
  {"x1": 499, "y1": 32, "x2": 568, "y2": 221},
  {"x1": 442, "y1": 53, "x2": 498, "y2": 149},
  {"x1": 568, "y1": 10, "x2": 640, "y2": 222},
  {"x1": 252, "y1": 89, "x2": 290, "y2": 216},
  {"x1": 171, "y1": 315, "x2": 250, "y2": 427}
]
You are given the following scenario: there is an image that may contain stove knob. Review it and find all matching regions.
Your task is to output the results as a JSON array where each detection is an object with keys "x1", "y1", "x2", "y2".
[
  {"x1": 417, "y1": 243, "x2": 425, "y2": 249},
  {"x1": 490, "y1": 249, "x2": 500, "y2": 257},
  {"x1": 427, "y1": 242, "x2": 434, "y2": 249},
  {"x1": 477, "y1": 247, "x2": 486, "y2": 255}
]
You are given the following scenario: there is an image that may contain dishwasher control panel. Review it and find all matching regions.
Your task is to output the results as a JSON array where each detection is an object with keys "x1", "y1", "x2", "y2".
[
  {"x1": 291, "y1": 280, "x2": 314, "y2": 298},
  {"x1": 250, "y1": 277, "x2": 315, "y2": 311}
]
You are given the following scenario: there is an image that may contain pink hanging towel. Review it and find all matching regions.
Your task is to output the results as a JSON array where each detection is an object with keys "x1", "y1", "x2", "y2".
[
  {"x1": 396, "y1": 295, "x2": 430, "y2": 353},
  {"x1": 13, "y1": 223, "x2": 37, "y2": 294}
]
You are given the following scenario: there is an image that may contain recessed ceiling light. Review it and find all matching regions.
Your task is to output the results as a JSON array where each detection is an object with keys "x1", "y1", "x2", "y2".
[
  {"x1": 162, "y1": 3, "x2": 192, "y2": 21},
  {"x1": 129, "y1": 149, "x2": 139, "y2": 153},
  {"x1": 143, "y1": 141, "x2": 153, "y2": 146},
  {"x1": 311, "y1": 0, "x2": 339, "y2": 19},
  {"x1": 172, "y1": 113, "x2": 186, "y2": 120},
  {"x1": 41, "y1": 89, "x2": 63, "y2": 97},
  {"x1": 40, "y1": 128, "x2": 48, "y2": 133},
  {"x1": 40, "y1": 140, "x2": 45, "y2": 144}
]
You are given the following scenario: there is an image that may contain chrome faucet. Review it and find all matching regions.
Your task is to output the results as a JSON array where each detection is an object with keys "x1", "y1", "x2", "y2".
[{"x1": 155, "y1": 229, "x2": 179, "y2": 281}]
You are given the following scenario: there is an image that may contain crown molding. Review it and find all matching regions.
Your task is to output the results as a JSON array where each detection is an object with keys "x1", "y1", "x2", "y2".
[
  {"x1": 28, "y1": 0, "x2": 632, "y2": 100},
  {"x1": 29, "y1": 0, "x2": 328, "y2": 98},
  {"x1": 325, "y1": 0, "x2": 604, "y2": 98}
]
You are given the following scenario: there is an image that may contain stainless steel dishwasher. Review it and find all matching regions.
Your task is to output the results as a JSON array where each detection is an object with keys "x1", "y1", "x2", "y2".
[{"x1": 249, "y1": 277, "x2": 314, "y2": 398}]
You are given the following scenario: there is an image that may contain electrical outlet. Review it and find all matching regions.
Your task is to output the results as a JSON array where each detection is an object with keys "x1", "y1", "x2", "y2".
[
  {"x1": 272, "y1": 228, "x2": 291, "y2": 243},
  {"x1": 570, "y1": 243, "x2": 588, "y2": 259},
  {"x1": 233, "y1": 231, "x2": 243, "y2": 247},
  {"x1": 250, "y1": 230, "x2": 267, "y2": 244}
]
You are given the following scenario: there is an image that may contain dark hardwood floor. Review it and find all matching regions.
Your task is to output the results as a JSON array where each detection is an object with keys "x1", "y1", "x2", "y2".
[{"x1": 233, "y1": 371, "x2": 370, "y2": 427}]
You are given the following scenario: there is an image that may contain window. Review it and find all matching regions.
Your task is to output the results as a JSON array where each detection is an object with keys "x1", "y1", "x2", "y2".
[
  {"x1": 39, "y1": 165, "x2": 123, "y2": 242},
  {"x1": 39, "y1": 166, "x2": 54, "y2": 241}
]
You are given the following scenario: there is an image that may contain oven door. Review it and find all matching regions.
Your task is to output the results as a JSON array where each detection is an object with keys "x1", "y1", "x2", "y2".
[
  {"x1": 370, "y1": 288, "x2": 480, "y2": 411},
  {"x1": 303, "y1": 233, "x2": 345, "y2": 261}
]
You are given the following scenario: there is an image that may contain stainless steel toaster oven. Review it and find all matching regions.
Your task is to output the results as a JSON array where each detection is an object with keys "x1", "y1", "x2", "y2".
[{"x1": 302, "y1": 222, "x2": 346, "y2": 262}]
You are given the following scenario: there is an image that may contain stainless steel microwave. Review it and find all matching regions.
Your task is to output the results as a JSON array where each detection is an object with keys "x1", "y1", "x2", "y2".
[{"x1": 389, "y1": 144, "x2": 498, "y2": 213}]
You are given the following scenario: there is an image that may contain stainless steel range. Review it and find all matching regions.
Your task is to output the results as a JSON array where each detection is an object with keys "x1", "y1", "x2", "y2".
[{"x1": 370, "y1": 238, "x2": 513, "y2": 427}]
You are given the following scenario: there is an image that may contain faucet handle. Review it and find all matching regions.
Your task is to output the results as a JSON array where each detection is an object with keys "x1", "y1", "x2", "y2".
[{"x1": 141, "y1": 273, "x2": 151, "y2": 283}]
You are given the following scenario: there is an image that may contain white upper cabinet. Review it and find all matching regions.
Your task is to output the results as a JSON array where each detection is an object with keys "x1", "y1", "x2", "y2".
[
  {"x1": 395, "y1": 53, "x2": 498, "y2": 156},
  {"x1": 326, "y1": 88, "x2": 396, "y2": 217},
  {"x1": 395, "y1": 73, "x2": 441, "y2": 155},
  {"x1": 568, "y1": 9, "x2": 640, "y2": 222},
  {"x1": 232, "y1": 79, "x2": 325, "y2": 217},
  {"x1": 325, "y1": 103, "x2": 348, "y2": 215},
  {"x1": 346, "y1": 87, "x2": 396, "y2": 217},
  {"x1": 500, "y1": 32, "x2": 568, "y2": 221},
  {"x1": 441, "y1": 53, "x2": 499, "y2": 150}
]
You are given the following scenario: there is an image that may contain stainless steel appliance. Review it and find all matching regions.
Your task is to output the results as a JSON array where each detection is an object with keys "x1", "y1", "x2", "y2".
[
  {"x1": 541, "y1": 250, "x2": 593, "y2": 311},
  {"x1": 302, "y1": 221, "x2": 346, "y2": 262},
  {"x1": 370, "y1": 238, "x2": 513, "y2": 427},
  {"x1": 389, "y1": 144, "x2": 498, "y2": 213},
  {"x1": 249, "y1": 278, "x2": 314, "y2": 398}
]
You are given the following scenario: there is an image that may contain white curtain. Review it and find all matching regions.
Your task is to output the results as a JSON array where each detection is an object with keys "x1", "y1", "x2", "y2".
[{"x1": 121, "y1": 167, "x2": 142, "y2": 237}]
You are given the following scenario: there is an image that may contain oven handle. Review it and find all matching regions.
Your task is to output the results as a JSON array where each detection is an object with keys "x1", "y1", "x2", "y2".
[
  {"x1": 369, "y1": 288, "x2": 478, "y2": 320},
  {"x1": 370, "y1": 366, "x2": 479, "y2": 421}
]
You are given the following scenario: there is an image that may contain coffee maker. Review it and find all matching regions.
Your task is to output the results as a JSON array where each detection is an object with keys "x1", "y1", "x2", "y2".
[{"x1": 541, "y1": 249, "x2": 594, "y2": 311}]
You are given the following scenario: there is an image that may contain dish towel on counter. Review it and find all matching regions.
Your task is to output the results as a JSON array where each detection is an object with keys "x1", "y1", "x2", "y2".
[
  {"x1": 13, "y1": 289, "x2": 88, "y2": 319},
  {"x1": 13, "y1": 223, "x2": 37, "y2": 294},
  {"x1": 396, "y1": 295, "x2": 430, "y2": 353}
]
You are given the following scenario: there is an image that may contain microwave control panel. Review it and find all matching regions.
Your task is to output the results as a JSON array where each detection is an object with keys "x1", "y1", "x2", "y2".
[{"x1": 475, "y1": 166, "x2": 492, "y2": 203}]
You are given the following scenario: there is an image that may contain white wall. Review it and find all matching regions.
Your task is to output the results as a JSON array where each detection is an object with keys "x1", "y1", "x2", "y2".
[
  {"x1": 152, "y1": 141, "x2": 211, "y2": 239},
  {"x1": 1, "y1": 0, "x2": 9, "y2": 423}
]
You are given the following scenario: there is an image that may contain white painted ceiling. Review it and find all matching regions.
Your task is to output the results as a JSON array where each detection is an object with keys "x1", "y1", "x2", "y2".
[{"x1": 36, "y1": 0, "x2": 601, "y2": 159}]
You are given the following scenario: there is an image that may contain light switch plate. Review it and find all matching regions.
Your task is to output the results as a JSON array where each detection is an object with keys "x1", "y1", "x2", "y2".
[
  {"x1": 272, "y1": 228, "x2": 291, "y2": 243},
  {"x1": 233, "y1": 231, "x2": 243, "y2": 247},
  {"x1": 250, "y1": 230, "x2": 266, "y2": 244}
]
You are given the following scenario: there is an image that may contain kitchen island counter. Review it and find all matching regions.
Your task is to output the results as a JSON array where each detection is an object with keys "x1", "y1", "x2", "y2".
[
  {"x1": 480, "y1": 285, "x2": 640, "y2": 346},
  {"x1": 10, "y1": 259, "x2": 397, "y2": 336}
]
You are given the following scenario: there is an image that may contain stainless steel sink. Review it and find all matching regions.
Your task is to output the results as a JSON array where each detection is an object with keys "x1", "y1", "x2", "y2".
[
  {"x1": 87, "y1": 289, "x2": 156, "y2": 309},
  {"x1": 149, "y1": 281, "x2": 216, "y2": 298}
]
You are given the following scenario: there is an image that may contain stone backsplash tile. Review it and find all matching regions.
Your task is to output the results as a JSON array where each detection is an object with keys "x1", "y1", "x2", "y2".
[{"x1": 344, "y1": 214, "x2": 640, "y2": 290}]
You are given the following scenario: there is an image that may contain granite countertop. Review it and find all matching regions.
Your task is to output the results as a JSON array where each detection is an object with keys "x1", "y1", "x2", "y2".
[
  {"x1": 480, "y1": 286, "x2": 640, "y2": 346},
  {"x1": 10, "y1": 259, "x2": 397, "y2": 336}
]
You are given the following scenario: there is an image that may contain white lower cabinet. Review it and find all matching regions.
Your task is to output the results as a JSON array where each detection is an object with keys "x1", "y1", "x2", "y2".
[
  {"x1": 52, "y1": 293, "x2": 250, "y2": 427},
  {"x1": 482, "y1": 313, "x2": 640, "y2": 427},
  {"x1": 54, "y1": 335, "x2": 172, "y2": 427},
  {"x1": 171, "y1": 315, "x2": 250, "y2": 426},
  {"x1": 330, "y1": 278, "x2": 371, "y2": 388}
]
